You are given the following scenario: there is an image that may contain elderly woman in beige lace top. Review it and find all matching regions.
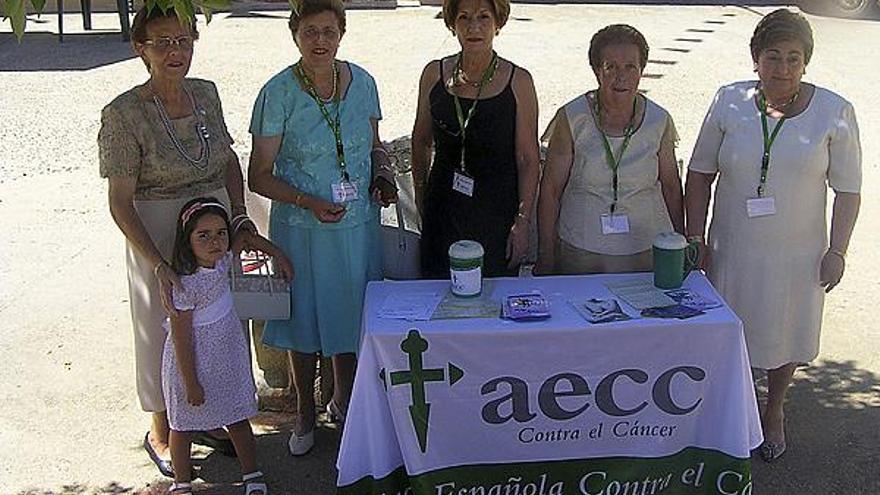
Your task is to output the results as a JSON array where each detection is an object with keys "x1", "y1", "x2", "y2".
[{"x1": 98, "y1": 6, "x2": 253, "y2": 479}]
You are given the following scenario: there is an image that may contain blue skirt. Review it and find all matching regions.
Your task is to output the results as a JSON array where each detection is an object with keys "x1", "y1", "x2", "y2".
[{"x1": 263, "y1": 217, "x2": 382, "y2": 356}]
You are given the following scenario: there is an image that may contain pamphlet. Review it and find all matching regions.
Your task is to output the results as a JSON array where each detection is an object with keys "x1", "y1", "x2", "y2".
[
  {"x1": 570, "y1": 298, "x2": 633, "y2": 324},
  {"x1": 604, "y1": 279, "x2": 677, "y2": 310}
]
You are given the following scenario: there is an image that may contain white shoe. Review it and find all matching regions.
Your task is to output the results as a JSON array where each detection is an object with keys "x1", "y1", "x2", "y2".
[{"x1": 288, "y1": 429, "x2": 314, "y2": 456}]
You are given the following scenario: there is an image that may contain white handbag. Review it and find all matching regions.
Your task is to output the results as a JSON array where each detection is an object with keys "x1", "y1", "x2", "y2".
[
  {"x1": 230, "y1": 251, "x2": 291, "y2": 321},
  {"x1": 383, "y1": 204, "x2": 422, "y2": 280}
]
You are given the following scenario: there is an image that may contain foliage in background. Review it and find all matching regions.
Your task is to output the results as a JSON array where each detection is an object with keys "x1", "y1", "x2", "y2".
[{"x1": 0, "y1": 0, "x2": 238, "y2": 40}]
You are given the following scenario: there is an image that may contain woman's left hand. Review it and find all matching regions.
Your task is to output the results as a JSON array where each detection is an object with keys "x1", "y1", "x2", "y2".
[
  {"x1": 231, "y1": 230, "x2": 256, "y2": 254},
  {"x1": 819, "y1": 250, "x2": 845, "y2": 293},
  {"x1": 370, "y1": 177, "x2": 398, "y2": 207},
  {"x1": 274, "y1": 254, "x2": 295, "y2": 282},
  {"x1": 506, "y1": 216, "x2": 529, "y2": 269}
]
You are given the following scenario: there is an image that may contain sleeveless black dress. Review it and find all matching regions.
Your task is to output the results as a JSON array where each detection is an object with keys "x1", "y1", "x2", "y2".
[{"x1": 421, "y1": 58, "x2": 519, "y2": 278}]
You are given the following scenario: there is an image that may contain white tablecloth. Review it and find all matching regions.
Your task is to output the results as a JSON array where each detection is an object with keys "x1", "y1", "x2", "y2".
[{"x1": 337, "y1": 272, "x2": 762, "y2": 495}]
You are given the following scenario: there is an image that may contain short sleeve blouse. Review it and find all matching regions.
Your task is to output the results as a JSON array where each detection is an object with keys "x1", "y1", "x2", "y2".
[{"x1": 98, "y1": 79, "x2": 236, "y2": 200}]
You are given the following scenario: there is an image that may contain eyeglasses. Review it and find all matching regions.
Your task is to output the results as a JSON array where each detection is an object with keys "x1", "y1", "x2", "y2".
[
  {"x1": 300, "y1": 27, "x2": 340, "y2": 41},
  {"x1": 143, "y1": 35, "x2": 195, "y2": 52}
]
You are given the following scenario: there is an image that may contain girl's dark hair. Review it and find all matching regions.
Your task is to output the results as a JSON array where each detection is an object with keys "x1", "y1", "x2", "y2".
[
  {"x1": 171, "y1": 197, "x2": 230, "y2": 275},
  {"x1": 588, "y1": 24, "x2": 649, "y2": 71},
  {"x1": 288, "y1": 0, "x2": 346, "y2": 37},
  {"x1": 750, "y1": 8, "x2": 814, "y2": 64}
]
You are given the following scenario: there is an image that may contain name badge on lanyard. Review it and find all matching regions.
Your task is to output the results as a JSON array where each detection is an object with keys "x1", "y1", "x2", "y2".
[
  {"x1": 750, "y1": 89, "x2": 785, "y2": 219},
  {"x1": 746, "y1": 196, "x2": 776, "y2": 218},
  {"x1": 450, "y1": 52, "x2": 498, "y2": 200},
  {"x1": 331, "y1": 180, "x2": 359, "y2": 203},
  {"x1": 452, "y1": 171, "x2": 475, "y2": 197},
  {"x1": 595, "y1": 91, "x2": 637, "y2": 236},
  {"x1": 600, "y1": 213, "x2": 631, "y2": 234}
]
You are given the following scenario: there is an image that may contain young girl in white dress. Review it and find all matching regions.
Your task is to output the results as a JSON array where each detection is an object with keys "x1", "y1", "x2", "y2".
[{"x1": 164, "y1": 198, "x2": 293, "y2": 494}]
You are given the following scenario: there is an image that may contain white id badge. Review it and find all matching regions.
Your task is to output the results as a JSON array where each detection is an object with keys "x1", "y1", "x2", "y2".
[
  {"x1": 331, "y1": 181, "x2": 359, "y2": 203},
  {"x1": 452, "y1": 171, "x2": 475, "y2": 197},
  {"x1": 746, "y1": 197, "x2": 776, "y2": 218},
  {"x1": 600, "y1": 213, "x2": 631, "y2": 234}
]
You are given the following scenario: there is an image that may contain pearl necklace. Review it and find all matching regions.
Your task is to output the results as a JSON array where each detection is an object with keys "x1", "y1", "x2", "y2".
[{"x1": 152, "y1": 85, "x2": 211, "y2": 170}]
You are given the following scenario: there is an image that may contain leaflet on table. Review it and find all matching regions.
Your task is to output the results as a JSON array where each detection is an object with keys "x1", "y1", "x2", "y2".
[
  {"x1": 569, "y1": 297, "x2": 633, "y2": 324},
  {"x1": 604, "y1": 279, "x2": 677, "y2": 309},
  {"x1": 431, "y1": 290, "x2": 501, "y2": 320},
  {"x1": 501, "y1": 292, "x2": 551, "y2": 321},
  {"x1": 663, "y1": 288, "x2": 722, "y2": 311},
  {"x1": 377, "y1": 291, "x2": 444, "y2": 321}
]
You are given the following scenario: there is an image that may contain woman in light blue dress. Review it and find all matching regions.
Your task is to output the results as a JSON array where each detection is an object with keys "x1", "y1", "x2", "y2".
[{"x1": 247, "y1": 0, "x2": 397, "y2": 456}]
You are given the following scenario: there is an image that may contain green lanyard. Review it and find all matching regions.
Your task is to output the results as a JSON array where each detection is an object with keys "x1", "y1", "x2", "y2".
[
  {"x1": 452, "y1": 52, "x2": 498, "y2": 175},
  {"x1": 595, "y1": 93, "x2": 637, "y2": 215},
  {"x1": 296, "y1": 61, "x2": 348, "y2": 181},
  {"x1": 757, "y1": 90, "x2": 786, "y2": 198}
]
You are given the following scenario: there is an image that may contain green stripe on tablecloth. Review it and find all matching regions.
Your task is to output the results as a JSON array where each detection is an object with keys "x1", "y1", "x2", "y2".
[{"x1": 337, "y1": 447, "x2": 752, "y2": 495}]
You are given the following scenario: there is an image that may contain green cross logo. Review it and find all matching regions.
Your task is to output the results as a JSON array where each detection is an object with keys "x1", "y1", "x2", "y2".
[{"x1": 380, "y1": 329, "x2": 464, "y2": 453}]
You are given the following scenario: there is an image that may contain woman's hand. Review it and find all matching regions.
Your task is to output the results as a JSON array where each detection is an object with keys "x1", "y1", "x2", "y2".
[
  {"x1": 304, "y1": 196, "x2": 346, "y2": 223},
  {"x1": 231, "y1": 229, "x2": 256, "y2": 254},
  {"x1": 694, "y1": 240, "x2": 711, "y2": 272},
  {"x1": 370, "y1": 176, "x2": 398, "y2": 207},
  {"x1": 506, "y1": 216, "x2": 529, "y2": 270},
  {"x1": 820, "y1": 250, "x2": 845, "y2": 293},
  {"x1": 155, "y1": 262, "x2": 181, "y2": 316},
  {"x1": 273, "y1": 253, "x2": 295, "y2": 282},
  {"x1": 185, "y1": 381, "x2": 205, "y2": 407},
  {"x1": 533, "y1": 257, "x2": 554, "y2": 276}
]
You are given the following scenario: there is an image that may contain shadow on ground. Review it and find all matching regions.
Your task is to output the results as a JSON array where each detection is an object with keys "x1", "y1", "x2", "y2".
[
  {"x1": 752, "y1": 358, "x2": 880, "y2": 494},
  {"x1": 0, "y1": 31, "x2": 134, "y2": 72},
  {"x1": 14, "y1": 359, "x2": 880, "y2": 494}
]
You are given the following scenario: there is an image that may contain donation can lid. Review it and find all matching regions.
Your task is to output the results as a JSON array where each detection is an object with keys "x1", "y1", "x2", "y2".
[
  {"x1": 449, "y1": 240, "x2": 485, "y2": 260},
  {"x1": 653, "y1": 231, "x2": 688, "y2": 250}
]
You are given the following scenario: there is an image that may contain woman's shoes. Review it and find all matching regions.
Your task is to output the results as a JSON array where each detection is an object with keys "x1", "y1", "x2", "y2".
[
  {"x1": 143, "y1": 432, "x2": 174, "y2": 478},
  {"x1": 326, "y1": 400, "x2": 347, "y2": 425},
  {"x1": 288, "y1": 429, "x2": 315, "y2": 456},
  {"x1": 243, "y1": 470, "x2": 268, "y2": 495},
  {"x1": 758, "y1": 440, "x2": 787, "y2": 462}
]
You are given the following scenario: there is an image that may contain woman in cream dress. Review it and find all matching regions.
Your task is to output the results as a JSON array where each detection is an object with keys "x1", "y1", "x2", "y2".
[{"x1": 685, "y1": 9, "x2": 861, "y2": 462}]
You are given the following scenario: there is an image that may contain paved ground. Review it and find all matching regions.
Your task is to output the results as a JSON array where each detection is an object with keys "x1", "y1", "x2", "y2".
[{"x1": 1, "y1": 1, "x2": 879, "y2": 494}]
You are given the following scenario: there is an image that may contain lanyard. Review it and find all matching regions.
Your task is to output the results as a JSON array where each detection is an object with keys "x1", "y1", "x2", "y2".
[
  {"x1": 296, "y1": 61, "x2": 348, "y2": 181},
  {"x1": 452, "y1": 52, "x2": 498, "y2": 175},
  {"x1": 757, "y1": 90, "x2": 786, "y2": 198},
  {"x1": 595, "y1": 93, "x2": 637, "y2": 215}
]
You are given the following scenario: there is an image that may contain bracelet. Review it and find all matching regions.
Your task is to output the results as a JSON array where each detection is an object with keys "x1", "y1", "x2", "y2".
[
  {"x1": 293, "y1": 191, "x2": 304, "y2": 208},
  {"x1": 827, "y1": 248, "x2": 847, "y2": 261},
  {"x1": 231, "y1": 214, "x2": 255, "y2": 233},
  {"x1": 687, "y1": 235, "x2": 705, "y2": 243}
]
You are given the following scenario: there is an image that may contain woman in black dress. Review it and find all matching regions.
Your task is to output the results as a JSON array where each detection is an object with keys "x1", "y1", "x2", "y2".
[{"x1": 411, "y1": 0, "x2": 540, "y2": 278}]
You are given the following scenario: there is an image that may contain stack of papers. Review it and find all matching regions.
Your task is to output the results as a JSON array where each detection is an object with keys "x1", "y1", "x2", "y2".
[
  {"x1": 377, "y1": 292, "x2": 444, "y2": 321},
  {"x1": 604, "y1": 280, "x2": 676, "y2": 309}
]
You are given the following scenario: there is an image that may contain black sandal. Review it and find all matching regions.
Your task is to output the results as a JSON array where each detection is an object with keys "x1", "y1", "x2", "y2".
[{"x1": 143, "y1": 432, "x2": 174, "y2": 478}]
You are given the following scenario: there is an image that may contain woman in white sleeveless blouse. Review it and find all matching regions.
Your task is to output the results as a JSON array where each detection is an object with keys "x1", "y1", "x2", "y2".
[{"x1": 537, "y1": 24, "x2": 683, "y2": 275}]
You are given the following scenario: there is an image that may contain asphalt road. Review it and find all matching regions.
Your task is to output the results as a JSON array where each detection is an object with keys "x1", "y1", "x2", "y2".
[{"x1": 1, "y1": 2, "x2": 878, "y2": 494}]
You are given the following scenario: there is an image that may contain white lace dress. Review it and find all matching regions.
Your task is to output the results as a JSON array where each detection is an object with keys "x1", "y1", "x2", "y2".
[{"x1": 161, "y1": 253, "x2": 258, "y2": 431}]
